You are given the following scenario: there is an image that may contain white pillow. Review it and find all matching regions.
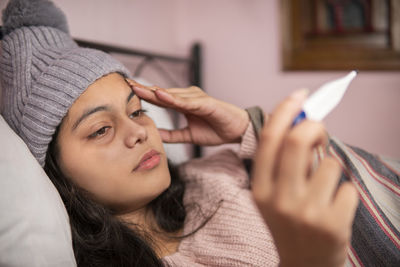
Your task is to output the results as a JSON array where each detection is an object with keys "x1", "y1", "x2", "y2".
[{"x1": 0, "y1": 116, "x2": 76, "y2": 266}]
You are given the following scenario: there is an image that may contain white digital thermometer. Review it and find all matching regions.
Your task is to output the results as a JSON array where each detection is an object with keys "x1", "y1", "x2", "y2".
[{"x1": 292, "y1": 70, "x2": 357, "y2": 126}]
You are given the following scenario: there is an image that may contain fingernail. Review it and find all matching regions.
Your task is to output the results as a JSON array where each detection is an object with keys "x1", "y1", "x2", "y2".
[
  {"x1": 149, "y1": 86, "x2": 159, "y2": 92},
  {"x1": 290, "y1": 88, "x2": 309, "y2": 101},
  {"x1": 125, "y1": 78, "x2": 133, "y2": 85}
]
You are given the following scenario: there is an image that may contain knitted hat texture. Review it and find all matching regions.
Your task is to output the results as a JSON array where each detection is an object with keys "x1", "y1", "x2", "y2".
[{"x1": 0, "y1": 0, "x2": 131, "y2": 166}]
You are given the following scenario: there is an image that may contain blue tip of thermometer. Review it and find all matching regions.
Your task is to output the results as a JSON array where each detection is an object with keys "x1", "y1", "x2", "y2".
[{"x1": 292, "y1": 70, "x2": 357, "y2": 126}]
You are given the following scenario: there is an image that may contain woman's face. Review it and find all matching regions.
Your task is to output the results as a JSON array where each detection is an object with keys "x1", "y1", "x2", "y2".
[{"x1": 57, "y1": 73, "x2": 170, "y2": 214}]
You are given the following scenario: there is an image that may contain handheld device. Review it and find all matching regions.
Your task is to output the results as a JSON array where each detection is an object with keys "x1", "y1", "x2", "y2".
[{"x1": 292, "y1": 70, "x2": 357, "y2": 126}]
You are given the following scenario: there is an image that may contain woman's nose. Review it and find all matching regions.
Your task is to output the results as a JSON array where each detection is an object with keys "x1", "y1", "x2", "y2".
[{"x1": 123, "y1": 120, "x2": 148, "y2": 148}]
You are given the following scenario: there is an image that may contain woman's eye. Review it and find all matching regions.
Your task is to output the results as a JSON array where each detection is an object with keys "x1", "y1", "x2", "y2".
[
  {"x1": 129, "y1": 109, "x2": 147, "y2": 119},
  {"x1": 88, "y1": 126, "x2": 110, "y2": 139}
]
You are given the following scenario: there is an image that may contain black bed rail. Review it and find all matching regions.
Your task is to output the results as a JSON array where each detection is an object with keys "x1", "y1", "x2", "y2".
[{"x1": 76, "y1": 39, "x2": 190, "y2": 63}]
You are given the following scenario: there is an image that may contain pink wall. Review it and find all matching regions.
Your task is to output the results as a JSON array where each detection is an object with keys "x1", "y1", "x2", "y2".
[
  {"x1": 2, "y1": 0, "x2": 399, "y2": 157},
  {"x1": 174, "y1": 0, "x2": 400, "y2": 158},
  {"x1": 52, "y1": 0, "x2": 180, "y2": 54}
]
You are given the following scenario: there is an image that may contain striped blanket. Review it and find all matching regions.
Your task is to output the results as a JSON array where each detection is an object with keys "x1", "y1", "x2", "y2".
[{"x1": 326, "y1": 137, "x2": 400, "y2": 266}]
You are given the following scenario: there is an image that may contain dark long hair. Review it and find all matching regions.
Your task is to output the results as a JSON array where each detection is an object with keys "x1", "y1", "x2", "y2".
[{"x1": 44, "y1": 126, "x2": 186, "y2": 267}]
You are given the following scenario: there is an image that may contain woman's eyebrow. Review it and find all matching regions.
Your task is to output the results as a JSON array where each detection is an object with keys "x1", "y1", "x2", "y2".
[
  {"x1": 72, "y1": 106, "x2": 109, "y2": 131},
  {"x1": 72, "y1": 91, "x2": 136, "y2": 131},
  {"x1": 126, "y1": 91, "x2": 135, "y2": 104}
]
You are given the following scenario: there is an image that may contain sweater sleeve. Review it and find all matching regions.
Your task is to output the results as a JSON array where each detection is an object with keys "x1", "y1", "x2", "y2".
[{"x1": 238, "y1": 106, "x2": 265, "y2": 159}]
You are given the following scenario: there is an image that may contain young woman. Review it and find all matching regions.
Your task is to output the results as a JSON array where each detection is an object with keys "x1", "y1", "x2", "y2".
[
  {"x1": 41, "y1": 69, "x2": 356, "y2": 266},
  {"x1": 2, "y1": 0, "x2": 398, "y2": 266}
]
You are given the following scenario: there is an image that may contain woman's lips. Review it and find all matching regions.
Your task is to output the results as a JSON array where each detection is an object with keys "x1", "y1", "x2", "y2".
[{"x1": 133, "y1": 149, "x2": 161, "y2": 171}]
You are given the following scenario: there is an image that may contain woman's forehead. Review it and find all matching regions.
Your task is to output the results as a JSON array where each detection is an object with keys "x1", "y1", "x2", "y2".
[
  {"x1": 74, "y1": 74, "x2": 133, "y2": 107},
  {"x1": 63, "y1": 73, "x2": 136, "y2": 125}
]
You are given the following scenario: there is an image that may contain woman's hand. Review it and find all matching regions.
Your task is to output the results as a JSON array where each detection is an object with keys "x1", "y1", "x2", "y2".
[
  {"x1": 126, "y1": 79, "x2": 249, "y2": 146},
  {"x1": 251, "y1": 90, "x2": 359, "y2": 267}
]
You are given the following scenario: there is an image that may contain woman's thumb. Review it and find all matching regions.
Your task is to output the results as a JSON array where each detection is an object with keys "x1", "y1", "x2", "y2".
[{"x1": 158, "y1": 128, "x2": 192, "y2": 143}]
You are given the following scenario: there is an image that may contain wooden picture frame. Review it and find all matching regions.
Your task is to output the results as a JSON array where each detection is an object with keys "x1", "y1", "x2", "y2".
[{"x1": 281, "y1": 0, "x2": 400, "y2": 70}]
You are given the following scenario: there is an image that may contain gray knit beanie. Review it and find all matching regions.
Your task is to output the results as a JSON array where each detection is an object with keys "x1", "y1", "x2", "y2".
[{"x1": 0, "y1": 0, "x2": 131, "y2": 166}]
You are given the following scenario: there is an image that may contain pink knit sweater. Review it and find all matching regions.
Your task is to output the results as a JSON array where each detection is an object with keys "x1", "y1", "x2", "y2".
[{"x1": 163, "y1": 124, "x2": 279, "y2": 266}]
